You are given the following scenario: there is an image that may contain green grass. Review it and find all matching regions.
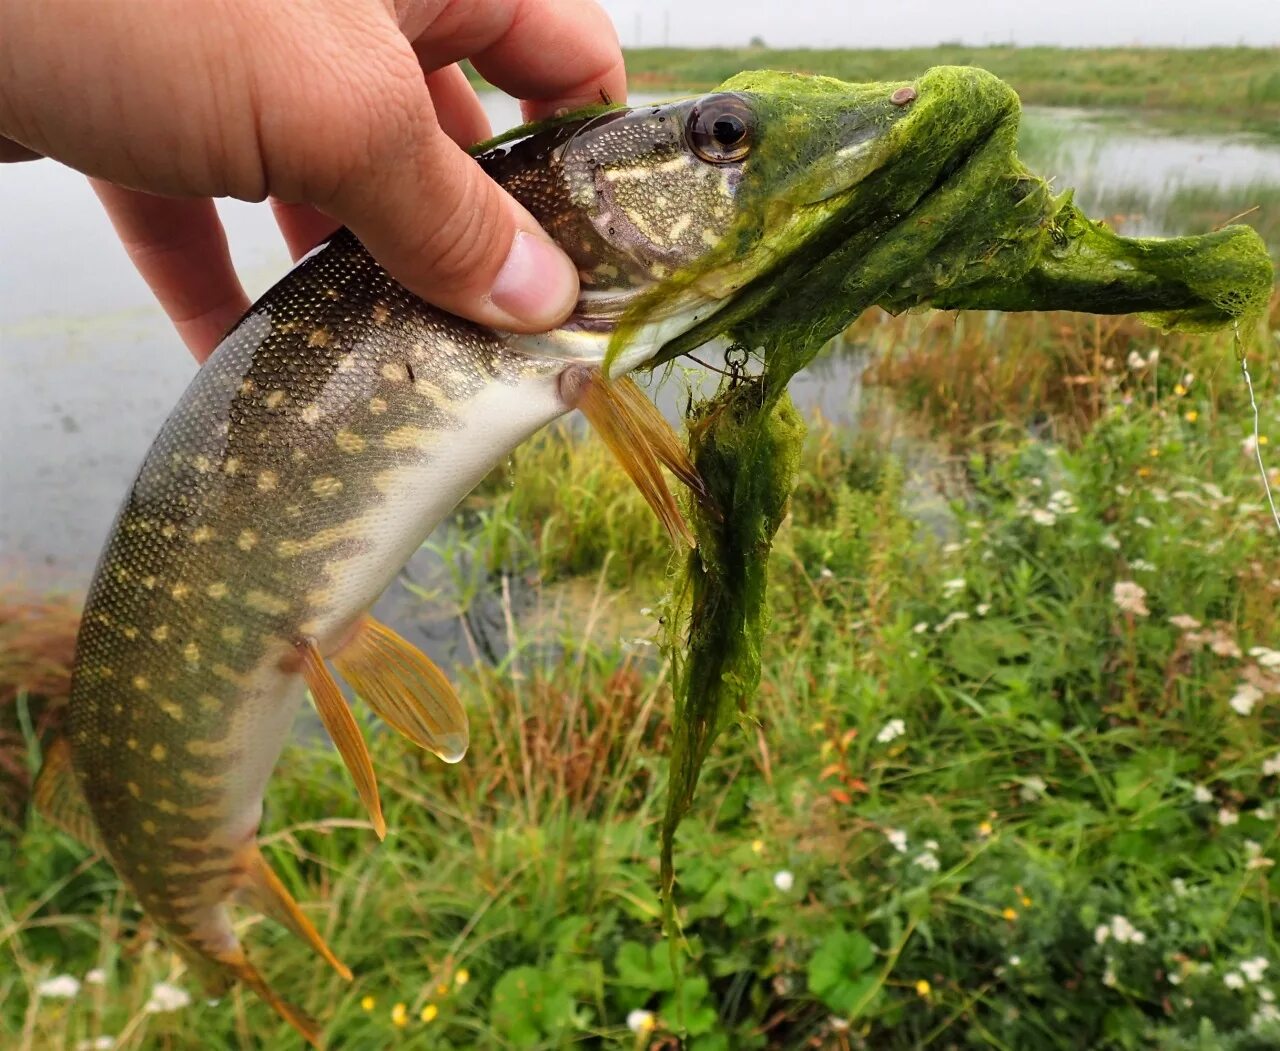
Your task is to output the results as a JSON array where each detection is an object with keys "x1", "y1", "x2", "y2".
[
  {"x1": 3, "y1": 296, "x2": 1279, "y2": 1048},
  {"x1": 608, "y1": 47, "x2": 1280, "y2": 128}
]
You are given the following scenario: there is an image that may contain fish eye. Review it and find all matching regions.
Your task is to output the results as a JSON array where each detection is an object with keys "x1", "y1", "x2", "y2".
[{"x1": 686, "y1": 94, "x2": 754, "y2": 164}]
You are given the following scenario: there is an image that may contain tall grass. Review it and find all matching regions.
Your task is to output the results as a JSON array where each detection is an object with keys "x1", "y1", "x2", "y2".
[{"x1": 608, "y1": 47, "x2": 1280, "y2": 127}]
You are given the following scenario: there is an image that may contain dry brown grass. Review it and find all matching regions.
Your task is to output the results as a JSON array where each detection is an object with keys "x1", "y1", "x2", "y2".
[{"x1": 0, "y1": 592, "x2": 80, "y2": 829}]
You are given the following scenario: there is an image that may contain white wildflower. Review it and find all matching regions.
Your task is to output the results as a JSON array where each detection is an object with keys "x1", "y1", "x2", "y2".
[
  {"x1": 1009, "y1": 955, "x2": 1021, "y2": 967},
  {"x1": 1109, "y1": 915, "x2": 1146, "y2": 945},
  {"x1": 976, "y1": 603, "x2": 991, "y2": 616},
  {"x1": 1113, "y1": 580, "x2": 1150, "y2": 617},
  {"x1": 1193, "y1": 784, "x2": 1214, "y2": 804},
  {"x1": 1264, "y1": 754, "x2": 1280, "y2": 777},
  {"x1": 1102, "y1": 965, "x2": 1118, "y2": 988},
  {"x1": 1169, "y1": 972, "x2": 1182, "y2": 985},
  {"x1": 1126, "y1": 350, "x2": 1147, "y2": 371},
  {"x1": 1219, "y1": 807, "x2": 1240, "y2": 827},
  {"x1": 1030, "y1": 508, "x2": 1057, "y2": 526},
  {"x1": 819, "y1": 567, "x2": 834, "y2": 580},
  {"x1": 1243, "y1": 435, "x2": 1261, "y2": 457},
  {"x1": 1172, "y1": 877, "x2": 1189, "y2": 897},
  {"x1": 1250, "y1": 647, "x2": 1280, "y2": 670},
  {"x1": 83, "y1": 968, "x2": 106, "y2": 986},
  {"x1": 1095, "y1": 924, "x2": 1111, "y2": 946},
  {"x1": 1253, "y1": 1003, "x2": 1280, "y2": 1029},
  {"x1": 1019, "y1": 776, "x2": 1048, "y2": 801},
  {"x1": 942, "y1": 542, "x2": 964, "y2": 554},
  {"x1": 1135, "y1": 515, "x2": 1154, "y2": 528},
  {"x1": 144, "y1": 982, "x2": 191, "y2": 1014},
  {"x1": 37, "y1": 975, "x2": 81, "y2": 999},
  {"x1": 876, "y1": 718, "x2": 906, "y2": 744},
  {"x1": 1048, "y1": 489, "x2": 1076, "y2": 510},
  {"x1": 942, "y1": 577, "x2": 966, "y2": 595},
  {"x1": 1263, "y1": 988, "x2": 1277, "y2": 1003},
  {"x1": 829, "y1": 1016, "x2": 850, "y2": 1031},
  {"x1": 1256, "y1": 805, "x2": 1276, "y2": 820},
  {"x1": 1225, "y1": 971, "x2": 1247, "y2": 990},
  {"x1": 773, "y1": 870, "x2": 795, "y2": 893},
  {"x1": 1231, "y1": 682, "x2": 1264, "y2": 716},
  {"x1": 626, "y1": 1009, "x2": 656, "y2": 1034},
  {"x1": 1101, "y1": 532, "x2": 1121, "y2": 550},
  {"x1": 1211, "y1": 636, "x2": 1243, "y2": 658},
  {"x1": 912, "y1": 851, "x2": 940, "y2": 873},
  {"x1": 934, "y1": 611, "x2": 970, "y2": 632},
  {"x1": 1169, "y1": 614, "x2": 1202, "y2": 631},
  {"x1": 1130, "y1": 559, "x2": 1155, "y2": 572},
  {"x1": 1152, "y1": 488, "x2": 1170, "y2": 504},
  {"x1": 1241, "y1": 957, "x2": 1269, "y2": 983},
  {"x1": 912, "y1": 621, "x2": 929, "y2": 635},
  {"x1": 885, "y1": 828, "x2": 908, "y2": 853},
  {"x1": 1147, "y1": 349, "x2": 1159, "y2": 366}
]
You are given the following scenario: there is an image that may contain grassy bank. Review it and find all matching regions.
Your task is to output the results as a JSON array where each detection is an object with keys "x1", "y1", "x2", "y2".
[
  {"x1": 612, "y1": 47, "x2": 1280, "y2": 127},
  {"x1": 3, "y1": 293, "x2": 1278, "y2": 1048}
]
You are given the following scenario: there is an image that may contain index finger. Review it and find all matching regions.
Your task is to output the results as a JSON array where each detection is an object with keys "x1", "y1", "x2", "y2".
[{"x1": 408, "y1": 0, "x2": 626, "y2": 119}]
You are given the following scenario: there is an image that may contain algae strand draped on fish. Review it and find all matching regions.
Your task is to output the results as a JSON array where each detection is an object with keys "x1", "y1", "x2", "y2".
[{"x1": 643, "y1": 67, "x2": 1272, "y2": 948}]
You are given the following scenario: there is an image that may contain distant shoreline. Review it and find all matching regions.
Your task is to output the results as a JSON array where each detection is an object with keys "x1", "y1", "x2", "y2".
[{"x1": 468, "y1": 46, "x2": 1280, "y2": 125}]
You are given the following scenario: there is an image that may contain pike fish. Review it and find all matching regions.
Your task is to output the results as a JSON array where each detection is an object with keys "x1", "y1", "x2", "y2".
[
  {"x1": 40, "y1": 65, "x2": 1248, "y2": 1043},
  {"x1": 37, "y1": 70, "x2": 937, "y2": 1044}
]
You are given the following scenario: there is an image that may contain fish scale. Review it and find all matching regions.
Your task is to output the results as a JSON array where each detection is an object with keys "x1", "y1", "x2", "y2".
[{"x1": 70, "y1": 229, "x2": 559, "y2": 904}]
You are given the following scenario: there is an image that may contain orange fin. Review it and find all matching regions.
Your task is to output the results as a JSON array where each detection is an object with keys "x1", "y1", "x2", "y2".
[
  {"x1": 573, "y1": 371, "x2": 702, "y2": 545},
  {"x1": 332, "y1": 617, "x2": 468, "y2": 764},
  {"x1": 298, "y1": 637, "x2": 386, "y2": 840},
  {"x1": 222, "y1": 947, "x2": 325, "y2": 1048},
  {"x1": 32, "y1": 736, "x2": 105, "y2": 854},
  {"x1": 238, "y1": 844, "x2": 352, "y2": 983}
]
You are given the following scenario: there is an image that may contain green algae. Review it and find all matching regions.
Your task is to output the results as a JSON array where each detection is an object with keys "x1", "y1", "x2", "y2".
[
  {"x1": 660, "y1": 384, "x2": 803, "y2": 907},
  {"x1": 651, "y1": 67, "x2": 1274, "y2": 955}
]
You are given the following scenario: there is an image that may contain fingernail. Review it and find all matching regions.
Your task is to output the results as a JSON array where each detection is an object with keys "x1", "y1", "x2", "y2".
[{"x1": 488, "y1": 231, "x2": 578, "y2": 330}]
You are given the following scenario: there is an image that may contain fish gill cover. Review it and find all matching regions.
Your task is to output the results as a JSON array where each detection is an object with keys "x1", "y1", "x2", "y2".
[{"x1": 639, "y1": 68, "x2": 1273, "y2": 943}]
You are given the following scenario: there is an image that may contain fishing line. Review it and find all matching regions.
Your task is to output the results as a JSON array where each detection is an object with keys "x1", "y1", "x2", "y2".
[{"x1": 1236, "y1": 321, "x2": 1280, "y2": 537}]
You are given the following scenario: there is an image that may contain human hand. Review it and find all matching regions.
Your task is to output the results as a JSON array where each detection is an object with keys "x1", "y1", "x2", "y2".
[{"x1": 0, "y1": 0, "x2": 625, "y2": 359}]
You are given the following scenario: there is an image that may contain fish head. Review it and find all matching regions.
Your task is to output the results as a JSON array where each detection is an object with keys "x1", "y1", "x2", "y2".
[{"x1": 481, "y1": 66, "x2": 1019, "y2": 372}]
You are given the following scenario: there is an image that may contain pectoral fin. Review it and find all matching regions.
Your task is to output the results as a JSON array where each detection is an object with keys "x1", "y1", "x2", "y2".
[
  {"x1": 32, "y1": 736, "x2": 105, "y2": 854},
  {"x1": 332, "y1": 616, "x2": 468, "y2": 764},
  {"x1": 572, "y1": 371, "x2": 704, "y2": 545},
  {"x1": 297, "y1": 638, "x2": 385, "y2": 840}
]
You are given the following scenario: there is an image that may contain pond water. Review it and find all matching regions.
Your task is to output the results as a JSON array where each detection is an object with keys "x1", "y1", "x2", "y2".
[{"x1": 1, "y1": 90, "x2": 1277, "y2": 663}]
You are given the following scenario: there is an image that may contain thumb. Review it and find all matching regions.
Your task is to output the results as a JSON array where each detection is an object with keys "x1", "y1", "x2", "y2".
[{"x1": 320, "y1": 72, "x2": 579, "y2": 333}]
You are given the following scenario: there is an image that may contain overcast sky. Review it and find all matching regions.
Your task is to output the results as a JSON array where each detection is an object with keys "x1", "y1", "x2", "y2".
[{"x1": 599, "y1": 0, "x2": 1280, "y2": 49}]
